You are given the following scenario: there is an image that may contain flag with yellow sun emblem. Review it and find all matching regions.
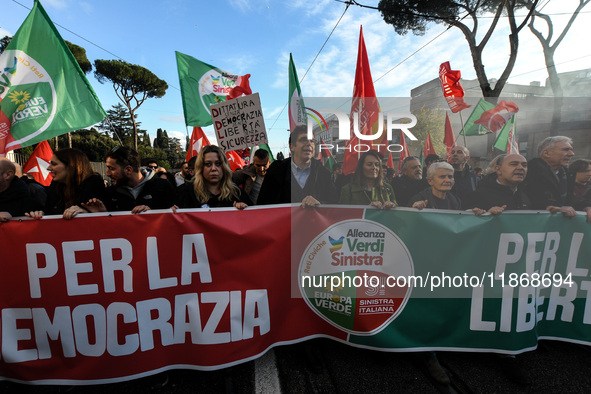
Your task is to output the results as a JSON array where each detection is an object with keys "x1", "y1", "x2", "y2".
[{"x1": 0, "y1": 0, "x2": 106, "y2": 155}]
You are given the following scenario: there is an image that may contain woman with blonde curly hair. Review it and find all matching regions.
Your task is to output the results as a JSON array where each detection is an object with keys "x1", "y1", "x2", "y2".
[
  {"x1": 176, "y1": 145, "x2": 251, "y2": 209},
  {"x1": 26, "y1": 148, "x2": 105, "y2": 219}
]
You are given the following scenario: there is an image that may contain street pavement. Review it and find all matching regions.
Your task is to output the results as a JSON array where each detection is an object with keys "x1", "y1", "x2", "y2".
[{"x1": 1, "y1": 339, "x2": 591, "y2": 393}]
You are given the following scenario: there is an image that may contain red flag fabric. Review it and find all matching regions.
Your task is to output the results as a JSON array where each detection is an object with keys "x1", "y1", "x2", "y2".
[
  {"x1": 439, "y1": 62, "x2": 470, "y2": 113},
  {"x1": 342, "y1": 26, "x2": 385, "y2": 175},
  {"x1": 186, "y1": 127, "x2": 211, "y2": 161},
  {"x1": 443, "y1": 112, "x2": 456, "y2": 156},
  {"x1": 22, "y1": 140, "x2": 54, "y2": 186},
  {"x1": 186, "y1": 126, "x2": 244, "y2": 170},
  {"x1": 423, "y1": 132, "x2": 436, "y2": 159},
  {"x1": 226, "y1": 150, "x2": 246, "y2": 171},
  {"x1": 397, "y1": 130, "x2": 409, "y2": 175},
  {"x1": 226, "y1": 74, "x2": 252, "y2": 100},
  {"x1": 474, "y1": 100, "x2": 519, "y2": 133}
]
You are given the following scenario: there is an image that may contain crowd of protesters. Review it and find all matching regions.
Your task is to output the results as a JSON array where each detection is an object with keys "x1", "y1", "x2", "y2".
[{"x1": 1, "y1": 129, "x2": 590, "y2": 223}]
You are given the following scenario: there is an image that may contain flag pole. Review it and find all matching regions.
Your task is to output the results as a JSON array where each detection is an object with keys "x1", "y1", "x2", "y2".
[
  {"x1": 103, "y1": 117, "x2": 124, "y2": 146},
  {"x1": 458, "y1": 111, "x2": 467, "y2": 147}
]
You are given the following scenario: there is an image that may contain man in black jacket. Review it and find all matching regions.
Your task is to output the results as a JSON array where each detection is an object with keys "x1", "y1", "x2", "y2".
[
  {"x1": 464, "y1": 154, "x2": 530, "y2": 214},
  {"x1": 83, "y1": 147, "x2": 175, "y2": 214},
  {"x1": 391, "y1": 156, "x2": 427, "y2": 207},
  {"x1": 524, "y1": 136, "x2": 578, "y2": 217},
  {"x1": 0, "y1": 158, "x2": 43, "y2": 222},
  {"x1": 449, "y1": 146, "x2": 479, "y2": 203},
  {"x1": 257, "y1": 126, "x2": 337, "y2": 207}
]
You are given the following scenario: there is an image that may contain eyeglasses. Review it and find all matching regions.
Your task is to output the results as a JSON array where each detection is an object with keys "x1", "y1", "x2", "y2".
[{"x1": 148, "y1": 165, "x2": 158, "y2": 169}]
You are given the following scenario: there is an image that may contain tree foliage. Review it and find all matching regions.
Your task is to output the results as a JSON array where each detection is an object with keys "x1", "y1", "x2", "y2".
[
  {"x1": 406, "y1": 106, "x2": 446, "y2": 157},
  {"x1": 0, "y1": 36, "x2": 11, "y2": 54},
  {"x1": 100, "y1": 103, "x2": 135, "y2": 142},
  {"x1": 378, "y1": 0, "x2": 539, "y2": 100},
  {"x1": 65, "y1": 40, "x2": 92, "y2": 74},
  {"x1": 94, "y1": 59, "x2": 168, "y2": 150}
]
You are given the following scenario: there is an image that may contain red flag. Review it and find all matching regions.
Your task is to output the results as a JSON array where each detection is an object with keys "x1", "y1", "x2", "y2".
[
  {"x1": 443, "y1": 112, "x2": 456, "y2": 156},
  {"x1": 423, "y1": 132, "x2": 436, "y2": 159},
  {"x1": 386, "y1": 151, "x2": 394, "y2": 169},
  {"x1": 397, "y1": 130, "x2": 409, "y2": 175},
  {"x1": 474, "y1": 100, "x2": 519, "y2": 133},
  {"x1": 22, "y1": 140, "x2": 54, "y2": 186},
  {"x1": 186, "y1": 127, "x2": 211, "y2": 161},
  {"x1": 342, "y1": 26, "x2": 385, "y2": 175},
  {"x1": 226, "y1": 74, "x2": 252, "y2": 100},
  {"x1": 226, "y1": 150, "x2": 245, "y2": 171},
  {"x1": 439, "y1": 62, "x2": 470, "y2": 113}
]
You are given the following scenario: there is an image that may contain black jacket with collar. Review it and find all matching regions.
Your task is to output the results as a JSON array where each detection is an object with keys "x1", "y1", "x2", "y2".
[
  {"x1": 464, "y1": 173, "x2": 530, "y2": 211},
  {"x1": 257, "y1": 158, "x2": 337, "y2": 205},
  {"x1": 103, "y1": 173, "x2": 175, "y2": 212},
  {"x1": 524, "y1": 158, "x2": 571, "y2": 209}
]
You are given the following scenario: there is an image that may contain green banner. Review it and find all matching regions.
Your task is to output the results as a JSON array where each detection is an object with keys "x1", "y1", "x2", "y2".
[
  {"x1": 296, "y1": 208, "x2": 591, "y2": 353},
  {"x1": 0, "y1": 0, "x2": 106, "y2": 154}
]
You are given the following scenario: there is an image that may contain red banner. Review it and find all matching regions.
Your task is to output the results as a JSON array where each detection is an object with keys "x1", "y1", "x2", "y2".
[{"x1": 0, "y1": 207, "x2": 343, "y2": 384}]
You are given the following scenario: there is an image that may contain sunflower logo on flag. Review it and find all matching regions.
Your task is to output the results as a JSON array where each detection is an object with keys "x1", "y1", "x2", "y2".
[{"x1": 8, "y1": 90, "x2": 31, "y2": 111}]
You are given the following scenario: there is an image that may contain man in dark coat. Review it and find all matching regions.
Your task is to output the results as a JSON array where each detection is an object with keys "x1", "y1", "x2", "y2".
[
  {"x1": 464, "y1": 154, "x2": 530, "y2": 214},
  {"x1": 83, "y1": 147, "x2": 175, "y2": 214},
  {"x1": 232, "y1": 148, "x2": 270, "y2": 205},
  {"x1": 0, "y1": 158, "x2": 42, "y2": 222},
  {"x1": 391, "y1": 156, "x2": 427, "y2": 207},
  {"x1": 257, "y1": 126, "x2": 337, "y2": 207},
  {"x1": 524, "y1": 136, "x2": 578, "y2": 218},
  {"x1": 449, "y1": 146, "x2": 479, "y2": 204}
]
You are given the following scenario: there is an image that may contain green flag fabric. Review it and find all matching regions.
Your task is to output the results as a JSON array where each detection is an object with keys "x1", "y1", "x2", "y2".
[
  {"x1": 288, "y1": 53, "x2": 307, "y2": 132},
  {"x1": 0, "y1": 0, "x2": 106, "y2": 154},
  {"x1": 460, "y1": 99, "x2": 495, "y2": 136},
  {"x1": 176, "y1": 51, "x2": 241, "y2": 128}
]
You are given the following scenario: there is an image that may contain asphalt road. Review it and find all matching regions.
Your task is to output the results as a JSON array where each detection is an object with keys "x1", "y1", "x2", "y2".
[{"x1": 2, "y1": 339, "x2": 591, "y2": 393}]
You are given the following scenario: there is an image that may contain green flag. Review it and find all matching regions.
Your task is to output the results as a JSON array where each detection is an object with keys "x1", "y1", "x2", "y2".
[
  {"x1": 176, "y1": 51, "x2": 242, "y2": 128},
  {"x1": 288, "y1": 53, "x2": 307, "y2": 132},
  {"x1": 460, "y1": 99, "x2": 495, "y2": 136},
  {"x1": 0, "y1": 0, "x2": 106, "y2": 155}
]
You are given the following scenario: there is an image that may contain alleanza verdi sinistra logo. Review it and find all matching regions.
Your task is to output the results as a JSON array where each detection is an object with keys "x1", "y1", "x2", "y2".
[{"x1": 299, "y1": 219, "x2": 414, "y2": 336}]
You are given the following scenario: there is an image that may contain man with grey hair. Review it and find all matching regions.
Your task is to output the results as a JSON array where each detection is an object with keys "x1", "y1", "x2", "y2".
[
  {"x1": 448, "y1": 145, "x2": 478, "y2": 203},
  {"x1": 524, "y1": 136, "x2": 577, "y2": 217},
  {"x1": 391, "y1": 156, "x2": 427, "y2": 207}
]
